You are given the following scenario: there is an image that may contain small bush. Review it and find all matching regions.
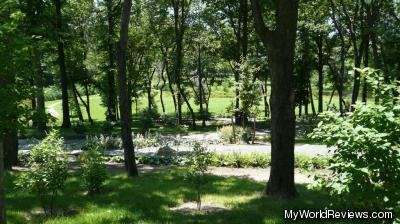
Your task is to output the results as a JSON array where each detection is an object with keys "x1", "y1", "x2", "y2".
[
  {"x1": 16, "y1": 131, "x2": 68, "y2": 216},
  {"x1": 80, "y1": 145, "x2": 107, "y2": 194},
  {"x1": 132, "y1": 132, "x2": 159, "y2": 148},
  {"x1": 137, "y1": 155, "x2": 179, "y2": 166},
  {"x1": 101, "y1": 122, "x2": 114, "y2": 136},
  {"x1": 138, "y1": 108, "x2": 160, "y2": 133},
  {"x1": 82, "y1": 135, "x2": 121, "y2": 151},
  {"x1": 218, "y1": 125, "x2": 250, "y2": 144},
  {"x1": 73, "y1": 122, "x2": 87, "y2": 134}
]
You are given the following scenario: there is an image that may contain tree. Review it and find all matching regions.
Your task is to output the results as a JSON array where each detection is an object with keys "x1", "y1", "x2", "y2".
[
  {"x1": 25, "y1": 0, "x2": 48, "y2": 132},
  {"x1": 206, "y1": 0, "x2": 251, "y2": 124},
  {"x1": 53, "y1": 0, "x2": 71, "y2": 128},
  {"x1": 171, "y1": 0, "x2": 196, "y2": 127},
  {"x1": 116, "y1": 0, "x2": 139, "y2": 177},
  {"x1": 251, "y1": 0, "x2": 299, "y2": 198},
  {"x1": 0, "y1": 2, "x2": 32, "y2": 218},
  {"x1": 105, "y1": 0, "x2": 119, "y2": 122}
]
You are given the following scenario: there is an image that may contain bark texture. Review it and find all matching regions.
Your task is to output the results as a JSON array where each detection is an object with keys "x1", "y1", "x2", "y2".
[
  {"x1": 54, "y1": 0, "x2": 71, "y2": 128},
  {"x1": 251, "y1": 0, "x2": 298, "y2": 198},
  {"x1": 116, "y1": 0, "x2": 139, "y2": 177}
]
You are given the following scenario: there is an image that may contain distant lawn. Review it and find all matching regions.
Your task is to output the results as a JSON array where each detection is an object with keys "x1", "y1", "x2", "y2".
[
  {"x1": 46, "y1": 90, "x2": 349, "y2": 124},
  {"x1": 6, "y1": 168, "x2": 356, "y2": 224},
  {"x1": 46, "y1": 93, "x2": 233, "y2": 123}
]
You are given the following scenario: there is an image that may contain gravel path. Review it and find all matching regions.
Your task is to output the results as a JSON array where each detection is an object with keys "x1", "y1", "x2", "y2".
[{"x1": 19, "y1": 137, "x2": 331, "y2": 157}]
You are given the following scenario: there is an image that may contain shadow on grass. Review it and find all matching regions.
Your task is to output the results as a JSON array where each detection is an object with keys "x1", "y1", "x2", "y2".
[{"x1": 6, "y1": 168, "x2": 365, "y2": 224}]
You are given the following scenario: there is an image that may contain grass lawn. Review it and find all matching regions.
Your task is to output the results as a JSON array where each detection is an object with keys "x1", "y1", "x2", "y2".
[
  {"x1": 46, "y1": 94, "x2": 233, "y2": 123},
  {"x1": 6, "y1": 168, "x2": 357, "y2": 224},
  {"x1": 46, "y1": 90, "x2": 349, "y2": 124}
]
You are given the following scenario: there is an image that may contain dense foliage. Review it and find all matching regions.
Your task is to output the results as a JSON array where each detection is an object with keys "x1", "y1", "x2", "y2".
[
  {"x1": 311, "y1": 69, "x2": 400, "y2": 212},
  {"x1": 16, "y1": 131, "x2": 68, "y2": 215},
  {"x1": 80, "y1": 145, "x2": 107, "y2": 194}
]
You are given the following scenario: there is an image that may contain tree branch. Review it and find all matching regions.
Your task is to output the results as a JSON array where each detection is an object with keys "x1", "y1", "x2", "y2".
[{"x1": 250, "y1": 0, "x2": 274, "y2": 47}]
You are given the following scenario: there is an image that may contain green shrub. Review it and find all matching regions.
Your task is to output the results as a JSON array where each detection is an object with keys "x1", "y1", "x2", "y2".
[
  {"x1": 185, "y1": 142, "x2": 211, "y2": 210},
  {"x1": 132, "y1": 132, "x2": 159, "y2": 148},
  {"x1": 249, "y1": 152, "x2": 271, "y2": 168},
  {"x1": 73, "y1": 122, "x2": 87, "y2": 134},
  {"x1": 105, "y1": 151, "x2": 326, "y2": 171},
  {"x1": 137, "y1": 155, "x2": 178, "y2": 166},
  {"x1": 295, "y1": 155, "x2": 329, "y2": 170},
  {"x1": 310, "y1": 68, "x2": 400, "y2": 211},
  {"x1": 210, "y1": 152, "x2": 271, "y2": 168},
  {"x1": 101, "y1": 122, "x2": 114, "y2": 136},
  {"x1": 108, "y1": 156, "x2": 124, "y2": 163},
  {"x1": 218, "y1": 125, "x2": 249, "y2": 144},
  {"x1": 138, "y1": 108, "x2": 160, "y2": 133},
  {"x1": 82, "y1": 135, "x2": 121, "y2": 151},
  {"x1": 80, "y1": 145, "x2": 107, "y2": 195},
  {"x1": 16, "y1": 131, "x2": 68, "y2": 216}
]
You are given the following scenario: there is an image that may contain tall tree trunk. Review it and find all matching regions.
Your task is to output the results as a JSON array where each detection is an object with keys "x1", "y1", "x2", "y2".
[
  {"x1": 349, "y1": 3, "x2": 366, "y2": 108},
  {"x1": 36, "y1": 74, "x2": 47, "y2": 132},
  {"x1": 261, "y1": 74, "x2": 270, "y2": 117},
  {"x1": 159, "y1": 62, "x2": 166, "y2": 114},
  {"x1": 298, "y1": 105, "x2": 302, "y2": 116},
  {"x1": 74, "y1": 85, "x2": 94, "y2": 125},
  {"x1": 304, "y1": 100, "x2": 309, "y2": 116},
  {"x1": 84, "y1": 84, "x2": 94, "y2": 125},
  {"x1": 116, "y1": 0, "x2": 138, "y2": 177},
  {"x1": 173, "y1": 1, "x2": 183, "y2": 125},
  {"x1": 329, "y1": 0, "x2": 346, "y2": 114},
  {"x1": 179, "y1": 86, "x2": 196, "y2": 128},
  {"x1": 147, "y1": 85, "x2": 152, "y2": 111},
  {"x1": 351, "y1": 55, "x2": 363, "y2": 107},
  {"x1": 241, "y1": 0, "x2": 248, "y2": 58},
  {"x1": 106, "y1": 0, "x2": 117, "y2": 122},
  {"x1": 166, "y1": 72, "x2": 177, "y2": 117},
  {"x1": 371, "y1": 32, "x2": 381, "y2": 103},
  {"x1": 172, "y1": 0, "x2": 192, "y2": 126},
  {"x1": 54, "y1": 0, "x2": 71, "y2": 128},
  {"x1": 0, "y1": 137, "x2": 5, "y2": 224},
  {"x1": 32, "y1": 45, "x2": 47, "y2": 132},
  {"x1": 362, "y1": 35, "x2": 369, "y2": 103},
  {"x1": 198, "y1": 44, "x2": 206, "y2": 127},
  {"x1": 30, "y1": 78, "x2": 37, "y2": 128},
  {"x1": 316, "y1": 33, "x2": 324, "y2": 113},
  {"x1": 251, "y1": 0, "x2": 298, "y2": 198},
  {"x1": 309, "y1": 81, "x2": 316, "y2": 116},
  {"x1": 3, "y1": 129, "x2": 18, "y2": 170},
  {"x1": 72, "y1": 85, "x2": 84, "y2": 123},
  {"x1": 146, "y1": 69, "x2": 155, "y2": 111},
  {"x1": 30, "y1": 78, "x2": 37, "y2": 111}
]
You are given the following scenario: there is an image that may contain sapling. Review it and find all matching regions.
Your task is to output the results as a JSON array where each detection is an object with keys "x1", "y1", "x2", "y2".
[{"x1": 185, "y1": 142, "x2": 211, "y2": 210}]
